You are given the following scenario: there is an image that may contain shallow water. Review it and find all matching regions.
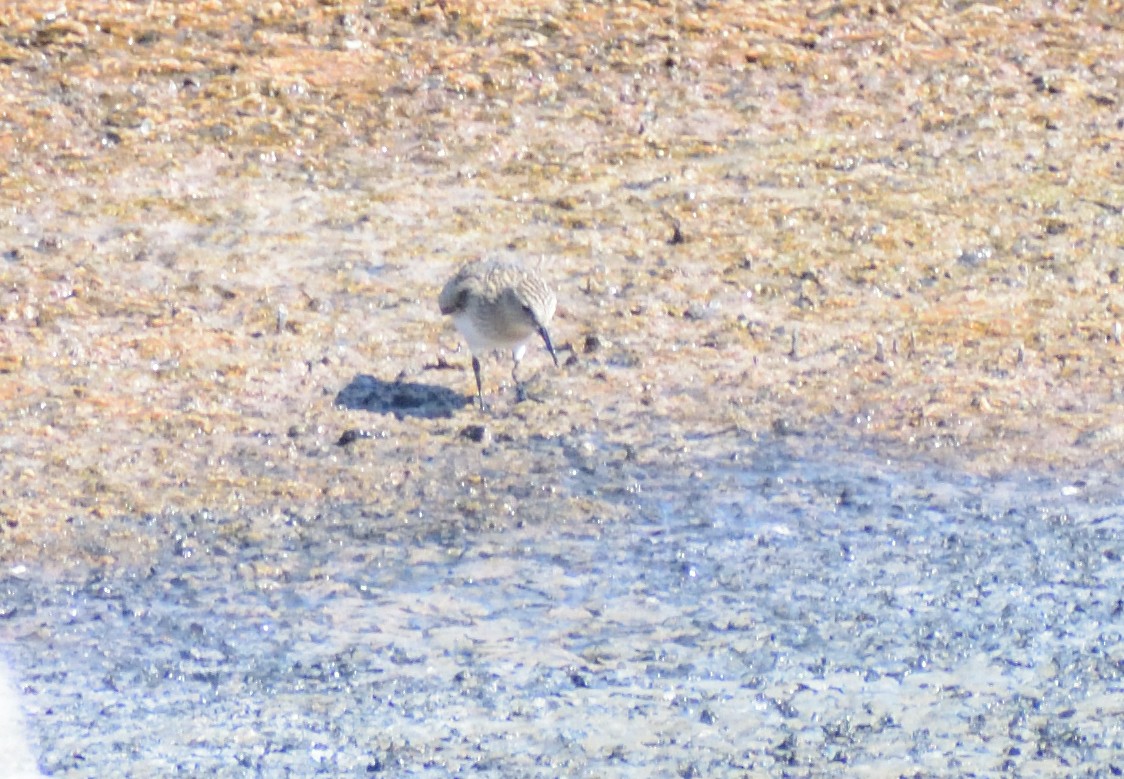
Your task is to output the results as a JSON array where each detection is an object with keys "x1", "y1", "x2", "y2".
[{"x1": 3, "y1": 435, "x2": 1121, "y2": 777}]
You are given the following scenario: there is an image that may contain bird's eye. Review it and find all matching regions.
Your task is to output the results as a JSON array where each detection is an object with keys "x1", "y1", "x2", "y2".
[{"x1": 521, "y1": 304, "x2": 534, "y2": 315}]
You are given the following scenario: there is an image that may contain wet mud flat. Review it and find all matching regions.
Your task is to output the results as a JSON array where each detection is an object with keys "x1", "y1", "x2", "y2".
[
  {"x1": 1, "y1": 0, "x2": 1123, "y2": 776},
  {"x1": 2, "y1": 434, "x2": 1123, "y2": 776}
]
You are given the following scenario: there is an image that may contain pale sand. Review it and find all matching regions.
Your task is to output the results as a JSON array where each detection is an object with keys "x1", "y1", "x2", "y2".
[{"x1": 0, "y1": 659, "x2": 45, "y2": 779}]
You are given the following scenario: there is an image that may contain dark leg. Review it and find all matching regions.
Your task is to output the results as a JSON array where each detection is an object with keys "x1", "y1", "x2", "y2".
[
  {"x1": 472, "y1": 355, "x2": 486, "y2": 409},
  {"x1": 512, "y1": 358, "x2": 527, "y2": 403},
  {"x1": 512, "y1": 357, "x2": 547, "y2": 404}
]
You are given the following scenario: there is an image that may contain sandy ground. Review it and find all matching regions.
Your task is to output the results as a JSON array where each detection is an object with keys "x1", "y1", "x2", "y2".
[
  {"x1": 0, "y1": 0, "x2": 1122, "y2": 547},
  {"x1": 0, "y1": 1, "x2": 1123, "y2": 776}
]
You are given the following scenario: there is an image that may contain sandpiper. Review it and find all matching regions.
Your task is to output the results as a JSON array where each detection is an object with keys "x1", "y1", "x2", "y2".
[{"x1": 438, "y1": 259, "x2": 559, "y2": 407}]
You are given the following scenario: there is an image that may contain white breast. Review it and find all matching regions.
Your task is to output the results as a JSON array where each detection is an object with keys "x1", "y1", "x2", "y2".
[{"x1": 453, "y1": 311, "x2": 533, "y2": 355}]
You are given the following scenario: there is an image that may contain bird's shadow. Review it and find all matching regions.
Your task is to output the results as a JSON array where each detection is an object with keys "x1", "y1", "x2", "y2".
[{"x1": 335, "y1": 374, "x2": 470, "y2": 420}]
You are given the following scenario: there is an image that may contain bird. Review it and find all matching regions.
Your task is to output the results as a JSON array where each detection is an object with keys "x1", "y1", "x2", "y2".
[{"x1": 438, "y1": 259, "x2": 559, "y2": 407}]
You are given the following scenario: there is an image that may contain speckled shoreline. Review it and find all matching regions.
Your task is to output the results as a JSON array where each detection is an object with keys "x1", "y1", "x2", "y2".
[
  {"x1": 1, "y1": 5, "x2": 1123, "y2": 773},
  {"x1": 2, "y1": 436, "x2": 1122, "y2": 776}
]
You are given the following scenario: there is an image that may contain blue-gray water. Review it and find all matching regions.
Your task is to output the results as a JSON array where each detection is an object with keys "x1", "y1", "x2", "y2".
[{"x1": 2, "y1": 436, "x2": 1122, "y2": 777}]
